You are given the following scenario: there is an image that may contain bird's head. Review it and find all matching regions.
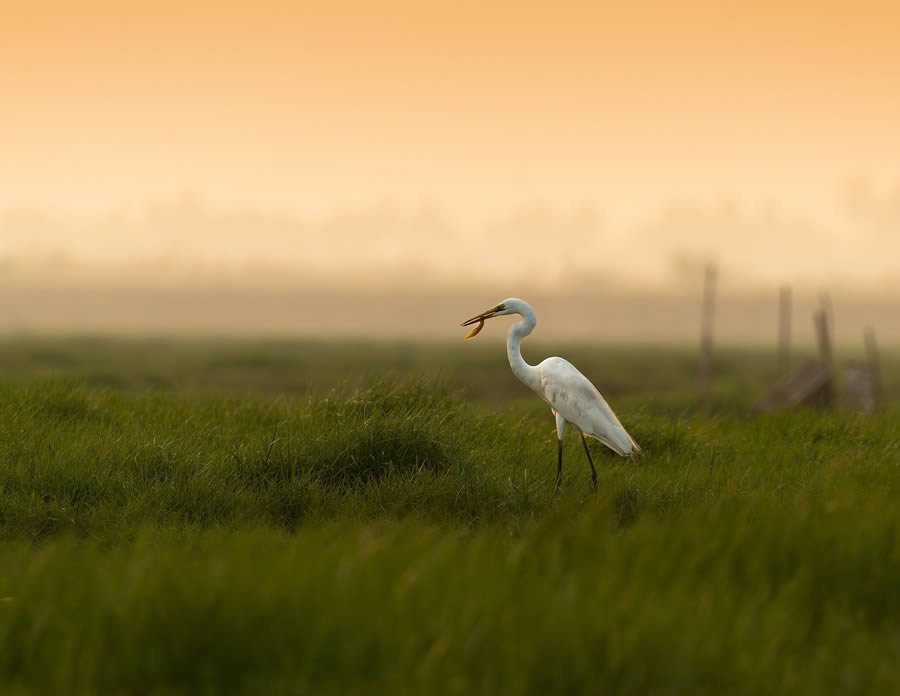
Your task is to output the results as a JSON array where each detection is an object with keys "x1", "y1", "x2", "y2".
[{"x1": 460, "y1": 298, "x2": 526, "y2": 339}]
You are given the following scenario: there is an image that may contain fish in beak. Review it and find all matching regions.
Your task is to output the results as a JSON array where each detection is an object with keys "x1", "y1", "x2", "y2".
[{"x1": 460, "y1": 304, "x2": 505, "y2": 340}]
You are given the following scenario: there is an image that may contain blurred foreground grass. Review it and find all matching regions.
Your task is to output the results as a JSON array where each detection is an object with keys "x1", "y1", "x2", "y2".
[{"x1": 0, "y1": 337, "x2": 899, "y2": 694}]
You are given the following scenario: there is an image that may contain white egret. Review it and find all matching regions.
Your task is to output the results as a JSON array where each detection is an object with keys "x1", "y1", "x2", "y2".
[{"x1": 461, "y1": 298, "x2": 641, "y2": 491}]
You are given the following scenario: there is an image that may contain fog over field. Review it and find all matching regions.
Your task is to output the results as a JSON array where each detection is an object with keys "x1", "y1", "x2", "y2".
[{"x1": 2, "y1": 192, "x2": 897, "y2": 343}]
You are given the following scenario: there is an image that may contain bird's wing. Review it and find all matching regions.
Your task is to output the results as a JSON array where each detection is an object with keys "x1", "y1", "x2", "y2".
[{"x1": 538, "y1": 357, "x2": 639, "y2": 456}]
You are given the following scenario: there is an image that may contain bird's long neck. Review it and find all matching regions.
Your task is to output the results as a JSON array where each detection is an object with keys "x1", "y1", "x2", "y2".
[{"x1": 507, "y1": 307, "x2": 541, "y2": 392}]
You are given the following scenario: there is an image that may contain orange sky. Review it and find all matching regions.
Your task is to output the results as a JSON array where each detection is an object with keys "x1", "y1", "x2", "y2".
[
  {"x1": 2, "y1": 0, "x2": 899, "y2": 215},
  {"x1": 2, "y1": 1, "x2": 900, "y2": 290}
]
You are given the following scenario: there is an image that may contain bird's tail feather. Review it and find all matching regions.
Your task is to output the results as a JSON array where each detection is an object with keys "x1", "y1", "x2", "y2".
[
  {"x1": 591, "y1": 429, "x2": 642, "y2": 458},
  {"x1": 590, "y1": 433, "x2": 623, "y2": 457}
]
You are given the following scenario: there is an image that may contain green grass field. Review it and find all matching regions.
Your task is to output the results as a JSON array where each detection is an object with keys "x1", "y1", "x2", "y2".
[{"x1": 1, "y1": 336, "x2": 898, "y2": 694}]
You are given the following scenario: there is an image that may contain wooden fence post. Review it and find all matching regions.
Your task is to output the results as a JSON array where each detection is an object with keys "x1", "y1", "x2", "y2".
[
  {"x1": 864, "y1": 328, "x2": 883, "y2": 409},
  {"x1": 778, "y1": 285, "x2": 791, "y2": 379},
  {"x1": 699, "y1": 264, "x2": 717, "y2": 409},
  {"x1": 813, "y1": 305, "x2": 833, "y2": 408}
]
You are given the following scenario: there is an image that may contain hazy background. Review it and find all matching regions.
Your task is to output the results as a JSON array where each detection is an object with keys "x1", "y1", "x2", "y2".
[{"x1": 2, "y1": 1, "x2": 898, "y2": 343}]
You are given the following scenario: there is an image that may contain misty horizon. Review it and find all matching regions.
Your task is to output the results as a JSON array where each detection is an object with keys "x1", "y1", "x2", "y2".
[
  {"x1": 2, "y1": 193, "x2": 897, "y2": 345},
  {"x1": 3, "y1": 187, "x2": 899, "y2": 293}
]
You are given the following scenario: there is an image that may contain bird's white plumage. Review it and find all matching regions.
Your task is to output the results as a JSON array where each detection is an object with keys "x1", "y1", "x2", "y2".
[
  {"x1": 461, "y1": 297, "x2": 640, "y2": 460},
  {"x1": 537, "y1": 357, "x2": 639, "y2": 456}
]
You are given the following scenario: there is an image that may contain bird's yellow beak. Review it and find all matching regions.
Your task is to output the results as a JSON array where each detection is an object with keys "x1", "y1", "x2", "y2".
[{"x1": 460, "y1": 304, "x2": 504, "y2": 340}]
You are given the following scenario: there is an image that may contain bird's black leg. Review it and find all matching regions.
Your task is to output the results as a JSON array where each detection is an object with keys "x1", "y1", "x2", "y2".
[
  {"x1": 580, "y1": 433, "x2": 598, "y2": 492},
  {"x1": 556, "y1": 438, "x2": 563, "y2": 492}
]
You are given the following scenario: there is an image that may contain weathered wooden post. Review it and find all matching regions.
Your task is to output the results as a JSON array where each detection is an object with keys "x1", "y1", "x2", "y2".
[
  {"x1": 699, "y1": 264, "x2": 717, "y2": 409},
  {"x1": 778, "y1": 285, "x2": 792, "y2": 379},
  {"x1": 864, "y1": 328, "x2": 883, "y2": 409},
  {"x1": 813, "y1": 303, "x2": 833, "y2": 408},
  {"x1": 820, "y1": 293, "x2": 834, "y2": 336}
]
